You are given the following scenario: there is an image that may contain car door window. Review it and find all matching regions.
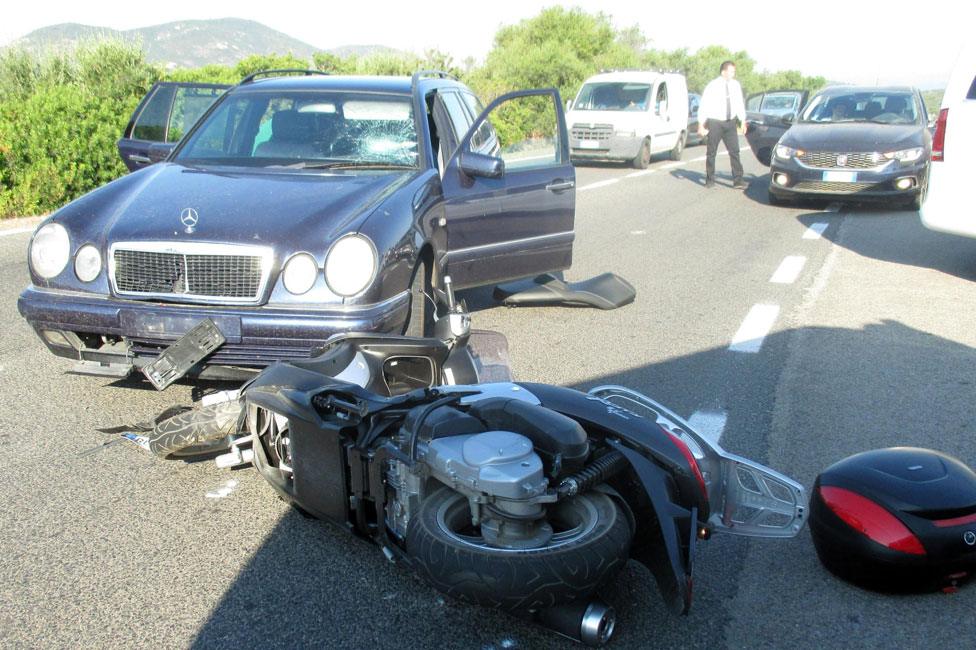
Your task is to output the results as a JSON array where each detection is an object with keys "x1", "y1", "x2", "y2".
[
  {"x1": 746, "y1": 93, "x2": 763, "y2": 112},
  {"x1": 167, "y1": 86, "x2": 226, "y2": 142},
  {"x1": 132, "y1": 84, "x2": 177, "y2": 142},
  {"x1": 466, "y1": 93, "x2": 560, "y2": 171},
  {"x1": 760, "y1": 93, "x2": 800, "y2": 117},
  {"x1": 441, "y1": 92, "x2": 472, "y2": 143},
  {"x1": 655, "y1": 82, "x2": 668, "y2": 115}
]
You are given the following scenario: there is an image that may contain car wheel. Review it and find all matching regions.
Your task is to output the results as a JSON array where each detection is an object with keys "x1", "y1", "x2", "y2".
[
  {"x1": 632, "y1": 138, "x2": 651, "y2": 169},
  {"x1": 404, "y1": 260, "x2": 434, "y2": 337},
  {"x1": 669, "y1": 132, "x2": 685, "y2": 161}
]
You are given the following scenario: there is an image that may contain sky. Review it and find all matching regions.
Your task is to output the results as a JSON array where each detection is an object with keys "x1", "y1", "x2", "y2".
[{"x1": 3, "y1": 1, "x2": 970, "y2": 89}]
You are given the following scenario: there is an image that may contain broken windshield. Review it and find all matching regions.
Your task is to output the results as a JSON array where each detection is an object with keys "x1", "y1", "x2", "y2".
[{"x1": 175, "y1": 91, "x2": 420, "y2": 169}]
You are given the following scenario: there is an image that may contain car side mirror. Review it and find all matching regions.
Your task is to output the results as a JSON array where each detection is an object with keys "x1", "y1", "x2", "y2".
[
  {"x1": 781, "y1": 112, "x2": 796, "y2": 126},
  {"x1": 459, "y1": 151, "x2": 505, "y2": 179},
  {"x1": 148, "y1": 142, "x2": 176, "y2": 163},
  {"x1": 565, "y1": 99, "x2": 573, "y2": 111}
]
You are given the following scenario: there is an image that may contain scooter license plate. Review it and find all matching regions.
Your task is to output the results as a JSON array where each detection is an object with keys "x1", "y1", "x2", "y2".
[
  {"x1": 822, "y1": 171, "x2": 857, "y2": 183},
  {"x1": 141, "y1": 318, "x2": 225, "y2": 390}
]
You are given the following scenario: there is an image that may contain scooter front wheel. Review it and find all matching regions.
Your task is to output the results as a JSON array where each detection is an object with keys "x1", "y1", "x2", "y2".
[{"x1": 147, "y1": 400, "x2": 242, "y2": 460}]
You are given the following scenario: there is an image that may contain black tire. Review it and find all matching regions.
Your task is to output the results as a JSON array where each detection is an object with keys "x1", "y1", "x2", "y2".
[
  {"x1": 669, "y1": 132, "x2": 685, "y2": 161},
  {"x1": 147, "y1": 400, "x2": 242, "y2": 460},
  {"x1": 406, "y1": 488, "x2": 632, "y2": 612},
  {"x1": 404, "y1": 260, "x2": 434, "y2": 337},
  {"x1": 631, "y1": 139, "x2": 651, "y2": 169}
]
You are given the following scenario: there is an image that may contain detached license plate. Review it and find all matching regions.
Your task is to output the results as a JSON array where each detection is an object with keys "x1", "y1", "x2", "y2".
[
  {"x1": 579, "y1": 139, "x2": 600, "y2": 149},
  {"x1": 823, "y1": 171, "x2": 857, "y2": 183},
  {"x1": 141, "y1": 318, "x2": 225, "y2": 390}
]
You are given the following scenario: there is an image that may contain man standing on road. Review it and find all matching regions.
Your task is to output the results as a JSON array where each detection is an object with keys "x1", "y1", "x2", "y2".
[{"x1": 697, "y1": 60, "x2": 747, "y2": 189}]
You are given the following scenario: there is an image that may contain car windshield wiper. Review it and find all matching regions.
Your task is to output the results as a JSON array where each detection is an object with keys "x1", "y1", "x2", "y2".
[{"x1": 304, "y1": 161, "x2": 417, "y2": 170}]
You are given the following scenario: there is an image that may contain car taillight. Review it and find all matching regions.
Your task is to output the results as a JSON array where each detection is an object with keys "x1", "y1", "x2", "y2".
[
  {"x1": 662, "y1": 426, "x2": 708, "y2": 501},
  {"x1": 819, "y1": 486, "x2": 926, "y2": 555},
  {"x1": 932, "y1": 108, "x2": 948, "y2": 162}
]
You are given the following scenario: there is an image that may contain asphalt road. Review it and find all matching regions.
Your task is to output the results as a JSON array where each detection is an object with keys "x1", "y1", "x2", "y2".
[{"x1": 3, "y1": 144, "x2": 976, "y2": 649}]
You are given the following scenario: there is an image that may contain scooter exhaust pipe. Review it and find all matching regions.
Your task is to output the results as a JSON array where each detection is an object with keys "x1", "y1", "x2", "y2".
[{"x1": 535, "y1": 599, "x2": 616, "y2": 647}]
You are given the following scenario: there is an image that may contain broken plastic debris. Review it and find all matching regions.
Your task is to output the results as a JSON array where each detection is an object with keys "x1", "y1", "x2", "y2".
[{"x1": 206, "y1": 479, "x2": 239, "y2": 499}]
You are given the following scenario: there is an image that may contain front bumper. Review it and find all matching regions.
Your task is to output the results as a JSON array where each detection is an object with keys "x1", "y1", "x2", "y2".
[
  {"x1": 570, "y1": 135, "x2": 643, "y2": 163},
  {"x1": 768, "y1": 155, "x2": 928, "y2": 203},
  {"x1": 17, "y1": 286, "x2": 411, "y2": 373}
]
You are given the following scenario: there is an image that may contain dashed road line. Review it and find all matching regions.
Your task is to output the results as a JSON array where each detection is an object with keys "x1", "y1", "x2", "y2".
[
  {"x1": 729, "y1": 304, "x2": 780, "y2": 353},
  {"x1": 578, "y1": 178, "x2": 621, "y2": 192},
  {"x1": 0, "y1": 228, "x2": 33, "y2": 238},
  {"x1": 769, "y1": 255, "x2": 807, "y2": 284},
  {"x1": 802, "y1": 223, "x2": 829, "y2": 240},
  {"x1": 625, "y1": 169, "x2": 656, "y2": 178},
  {"x1": 688, "y1": 409, "x2": 728, "y2": 445},
  {"x1": 630, "y1": 230, "x2": 647, "y2": 235}
]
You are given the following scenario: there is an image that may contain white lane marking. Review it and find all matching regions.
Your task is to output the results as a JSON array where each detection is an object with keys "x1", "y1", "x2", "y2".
[
  {"x1": 0, "y1": 228, "x2": 33, "y2": 238},
  {"x1": 578, "y1": 178, "x2": 620, "y2": 192},
  {"x1": 802, "y1": 223, "x2": 829, "y2": 240},
  {"x1": 691, "y1": 155, "x2": 707, "y2": 162},
  {"x1": 769, "y1": 255, "x2": 807, "y2": 284},
  {"x1": 660, "y1": 162, "x2": 683, "y2": 170},
  {"x1": 630, "y1": 230, "x2": 646, "y2": 235},
  {"x1": 826, "y1": 203, "x2": 841, "y2": 212},
  {"x1": 729, "y1": 304, "x2": 780, "y2": 353},
  {"x1": 625, "y1": 169, "x2": 656, "y2": 178},
  {"x1": 206, "y1": 479, "x2": 239, "y2": 499},
  {"x1": 688, "y1": 410, "x2": 728, "y2": 446}
]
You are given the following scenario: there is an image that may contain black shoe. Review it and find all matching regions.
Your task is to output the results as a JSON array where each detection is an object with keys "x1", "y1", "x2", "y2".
[
  {"x1": 704, "y1": 179, "x2": 716, "y2": 188},
  {"x1": 733, "y1": 179, "x2": 747, "y2": 189}
]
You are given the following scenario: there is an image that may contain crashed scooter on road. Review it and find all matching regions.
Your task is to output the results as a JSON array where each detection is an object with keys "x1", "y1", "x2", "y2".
[{"x1": 127, "y1": 286, "x2": 807, "y2": 646}]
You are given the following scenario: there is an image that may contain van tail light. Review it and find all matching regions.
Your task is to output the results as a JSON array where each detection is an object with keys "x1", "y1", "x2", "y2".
[
  {"x1": 932, "y1": 108, "x2": 948, "y2": 162},
  {"x1": 819, "y1": 486, "x2": 926, "y2": 555}
]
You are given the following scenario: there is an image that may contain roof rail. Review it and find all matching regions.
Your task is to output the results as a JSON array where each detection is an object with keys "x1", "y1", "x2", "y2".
[
  {"x1": 411, "y1": 70, "x2": 458, "y2": 93},
  {"x1": 240, "y1": 69, "x2": 330, "y2": 84}
]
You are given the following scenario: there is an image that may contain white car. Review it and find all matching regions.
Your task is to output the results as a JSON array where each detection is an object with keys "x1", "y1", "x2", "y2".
[
  {"x1": 566, "y1": 71, "x2": 689, "y2": 168},
  {"x1": 921, "y1": 43, "x2": 975, "y2": 235}
]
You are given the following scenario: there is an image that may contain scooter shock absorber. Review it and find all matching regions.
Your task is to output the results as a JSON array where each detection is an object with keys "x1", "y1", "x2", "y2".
[{"x1": 557, "y1": 450, "x2": 627, "y2": 499}]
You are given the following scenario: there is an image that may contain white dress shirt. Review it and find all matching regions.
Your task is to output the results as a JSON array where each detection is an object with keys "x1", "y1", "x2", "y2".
[{"x1": 699, "y1": 77, "x2": 746, "y2": 124}]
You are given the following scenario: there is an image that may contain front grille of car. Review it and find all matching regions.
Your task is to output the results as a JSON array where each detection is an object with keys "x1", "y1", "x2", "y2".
[
  {"x1": 571, "y1": 124, "x2": 614, "y2": 141},
  {"x1": 111, "y1": 242, "x2": 273, "y2": 304},
  {"x1": 797, "y1": 151, "x2": 885, "y2": 169},
  {"x1": 794, "y1": 181, "x2": 877, "y2": 193}
]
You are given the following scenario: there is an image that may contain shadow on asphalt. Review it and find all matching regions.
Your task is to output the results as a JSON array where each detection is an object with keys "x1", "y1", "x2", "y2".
[
  {"x1": 186, "y1": 319, "x2": 976, "y2": 650},
  {"x1": 796, "y1": 210, "x2": 976, "y2": 282}
]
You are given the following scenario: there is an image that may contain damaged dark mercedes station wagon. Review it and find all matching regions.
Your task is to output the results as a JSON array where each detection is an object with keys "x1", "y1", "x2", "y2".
[{"x1": 18, "y1": 70, "x2": 576, "y2": 382}]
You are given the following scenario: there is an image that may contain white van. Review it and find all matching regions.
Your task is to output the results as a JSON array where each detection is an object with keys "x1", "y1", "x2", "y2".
[
  {"x1": 566, "y1": 71, "x2": 689, "y2": 168},
  {"x1": 920, "y1": 43, "x2": 975, "y2": 235}
]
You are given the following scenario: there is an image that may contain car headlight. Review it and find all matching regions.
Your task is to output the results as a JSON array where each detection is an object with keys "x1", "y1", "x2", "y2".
[
  {"x1": 884, "y1": 147, "x2": 924, "y2": 163},
  {"x1": 30, "y1": 223, "x2": 70, "y2": 279},
  {"x1": 325, "y1": 234, "x2": 377, "y2": 297},
  {"x1": 282, "y1": 253, "x2": 318, "y2": 295},
  {"x1": 74, "y1": 244, "x2": 102, "y2": 282},
  {"x1": 775, "y1": 144, "x2": 797, "y2": 160}
]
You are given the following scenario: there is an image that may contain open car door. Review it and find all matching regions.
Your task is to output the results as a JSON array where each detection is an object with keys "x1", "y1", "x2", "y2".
[
  {"x1": 440, "y1": 89, "x2": 575, "y2": 289},
  {"x1": 745, "y1": 90, "x2": 808, "y2": 165},
  {"x1": 118, "y1": 82, "x2": 229, "y2": 171}
]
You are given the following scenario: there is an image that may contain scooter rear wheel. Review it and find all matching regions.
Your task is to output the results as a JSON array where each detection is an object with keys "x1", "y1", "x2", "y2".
[{"x1": 406, "y1": 487, "x2": 632, "y2": 612}]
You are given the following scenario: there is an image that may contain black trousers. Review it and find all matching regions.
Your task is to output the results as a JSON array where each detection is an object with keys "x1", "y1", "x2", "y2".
[{"x1": 705, "y1": 118, "x2": 743, "y2": 183}]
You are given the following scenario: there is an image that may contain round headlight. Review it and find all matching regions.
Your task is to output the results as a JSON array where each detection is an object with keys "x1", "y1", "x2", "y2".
[
  {"x1": 30, "y1": 223, "x2": 70, "y2": 279},
  {"x1": 74, "y1": 244, "x2": 102, "y2": 282},
  {"x1": 282, "y1": 253, "x2": 318, "y2": 295},
  {"x1": 325, "y1": 235, "x2": 377, "y2": 297}
]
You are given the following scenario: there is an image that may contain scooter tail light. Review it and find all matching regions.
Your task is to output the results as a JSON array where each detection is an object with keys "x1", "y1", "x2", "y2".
[
  {"x1": 661, "y1": 426, "x2": 708, "y2": 502},
  {"x1": 932, "y1": 108, "x2": 948, "y2": 162},
  {"x1": 819, "y1": 486, "x2": 926, "y2": 555}
]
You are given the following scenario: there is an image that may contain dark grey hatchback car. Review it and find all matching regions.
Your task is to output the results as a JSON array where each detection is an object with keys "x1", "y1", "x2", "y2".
[{"x1": 18, "y1": 71, "x2": 576, "y2": 380}]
